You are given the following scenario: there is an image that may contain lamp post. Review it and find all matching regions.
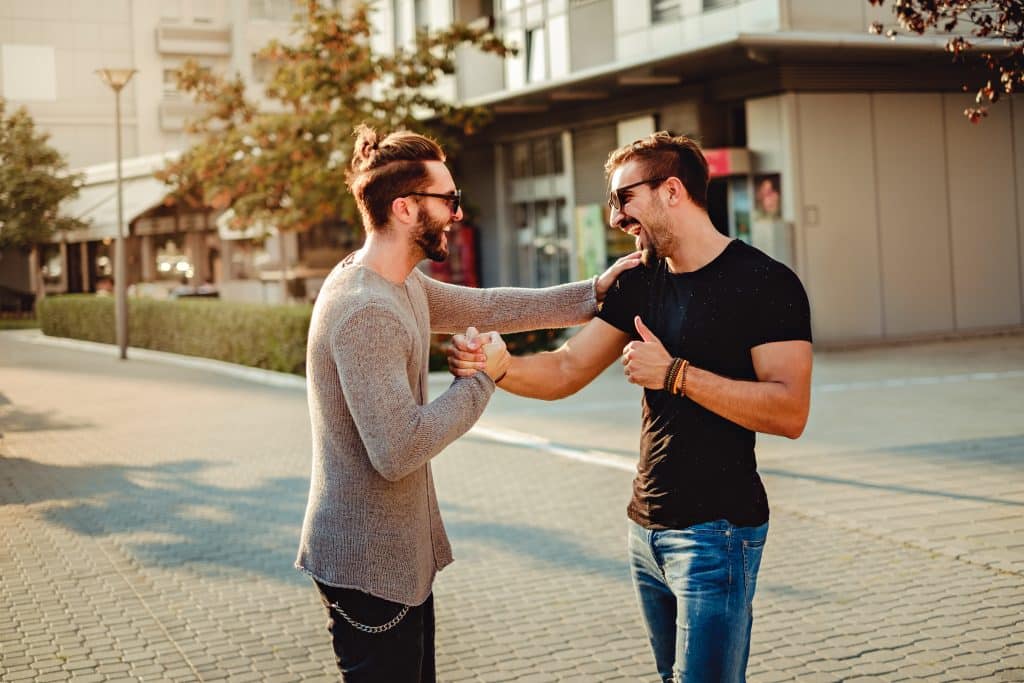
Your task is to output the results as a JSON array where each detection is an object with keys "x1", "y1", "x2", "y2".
[{"x1": 96, "y1": 68, "x2": 137, "y2": 360}]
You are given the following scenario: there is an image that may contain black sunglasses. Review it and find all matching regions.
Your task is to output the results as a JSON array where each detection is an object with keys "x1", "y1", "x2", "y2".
[
  {"x1": 608, "y1": 177, "x2": 668, "y2": 211},
  {"x1": 403, "y1": 189, "x2": 462, "y2": 215}
]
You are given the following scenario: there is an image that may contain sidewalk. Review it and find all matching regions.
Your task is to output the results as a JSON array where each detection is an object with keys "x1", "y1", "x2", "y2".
[{"x1": 1, "y1": 330, "x2": 1023, "y2": 681}]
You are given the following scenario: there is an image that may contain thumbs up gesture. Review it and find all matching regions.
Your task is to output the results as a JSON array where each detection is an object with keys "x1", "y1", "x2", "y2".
[{"x1": 622, "y1": 316, "x2": 672, "y2": 389}]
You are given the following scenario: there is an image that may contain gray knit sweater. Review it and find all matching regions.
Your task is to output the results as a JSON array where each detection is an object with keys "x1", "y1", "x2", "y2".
[{"x1": 296, "y1": 258, "x2": 598, "y2": 606}]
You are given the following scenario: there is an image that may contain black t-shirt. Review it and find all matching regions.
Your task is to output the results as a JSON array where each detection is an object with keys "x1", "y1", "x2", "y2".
[{"x1": 598, "y1": 239, "x2": 812, "y2": 530}]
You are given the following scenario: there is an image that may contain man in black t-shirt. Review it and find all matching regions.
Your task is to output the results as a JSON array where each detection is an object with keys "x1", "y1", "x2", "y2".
[{"x1": 449, "y1": 132, "x2": 812, "y2": 682}]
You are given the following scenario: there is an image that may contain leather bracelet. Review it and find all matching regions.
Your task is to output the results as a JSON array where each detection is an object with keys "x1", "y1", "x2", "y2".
[
  {"x1": 663, "y1": 357, "x2": 682, "y2": 392},
  {"x1": 678, "y1": 360, "x2": 690, "y2": 397}
]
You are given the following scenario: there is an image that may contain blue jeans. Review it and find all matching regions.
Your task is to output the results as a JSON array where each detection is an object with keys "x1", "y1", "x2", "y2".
[{"x1": 628, "y1": 518, "x2": 768, "y2": 683}]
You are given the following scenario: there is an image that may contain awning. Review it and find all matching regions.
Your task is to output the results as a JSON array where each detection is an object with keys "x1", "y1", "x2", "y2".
[{"x1": 59, "y1": 176, "x2": 170, "y2": 243}]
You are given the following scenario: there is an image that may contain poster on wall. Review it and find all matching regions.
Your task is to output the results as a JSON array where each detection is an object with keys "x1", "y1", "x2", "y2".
[
  {"x1": 753, "y1": 174, "x2": 782, "y2": 220},
  {"x1": 574, "y1": 204, "x2": 608, "y2": 279}
]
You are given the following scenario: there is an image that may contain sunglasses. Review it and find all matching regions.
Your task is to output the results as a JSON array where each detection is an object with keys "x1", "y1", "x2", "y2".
[
  {"x1": 403, "y1": 189, "x2": 462, "y2": 215},
  {"x1": 607, "y1": 177, "x2": 668, "y2": 211}
]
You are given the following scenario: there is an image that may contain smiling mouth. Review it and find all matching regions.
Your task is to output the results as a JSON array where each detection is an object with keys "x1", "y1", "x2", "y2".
[{"x1": 619, "y1": 220, "x2": 641, "y2": 236}]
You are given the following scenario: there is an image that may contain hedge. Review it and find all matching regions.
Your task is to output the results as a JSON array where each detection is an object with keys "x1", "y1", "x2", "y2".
[
  {"x1": 38, "y1": 295, "x2": 564, "y2": 376},
  {"x1": 38, "y1": 295, "x2": 311, "y2": 375}
]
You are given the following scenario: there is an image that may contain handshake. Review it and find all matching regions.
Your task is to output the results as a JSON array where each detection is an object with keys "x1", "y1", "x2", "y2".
[{"x1": 447, "y1": 327, "x2": 512, "y2": 384}]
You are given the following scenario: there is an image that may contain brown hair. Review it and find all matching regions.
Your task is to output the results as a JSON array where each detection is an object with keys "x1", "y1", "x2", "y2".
[
  {"x1": 346, "y1": 124, "x2": 446, "y2": 231},
  {"x1": 604, "y1": 131, "x2": 709, "y2": 210}
]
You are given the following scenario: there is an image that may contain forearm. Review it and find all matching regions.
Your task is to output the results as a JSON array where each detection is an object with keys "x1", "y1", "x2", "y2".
[
  {"x1": 684, "y1": 366, "x2": 808, "y2": 439},
  {"x1": 424, "y1": 275, "x2": 598, "y2": 334},
  {"x1": 498, "y1": 352, "x2": 584, "y2": 401},
  {"x1": 355, "y1": 373, "x2": 495, "y2": 480}
]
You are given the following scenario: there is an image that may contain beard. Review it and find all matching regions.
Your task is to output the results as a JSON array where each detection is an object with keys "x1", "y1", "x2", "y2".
[
  {"x1": 639, "y1": 205, "x2": 674, "y2": 268},
  {"x1": 413, "y1": 210, "x2": 449, "y2": 263},
  {"x1": 641, "y1": 241, "x2": 658, "y2": 268}
]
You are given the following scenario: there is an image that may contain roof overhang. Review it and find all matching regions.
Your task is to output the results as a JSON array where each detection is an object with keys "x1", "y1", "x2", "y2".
[{"x1": 465, "y1": 31, "x2": 1003, "y2": 115}]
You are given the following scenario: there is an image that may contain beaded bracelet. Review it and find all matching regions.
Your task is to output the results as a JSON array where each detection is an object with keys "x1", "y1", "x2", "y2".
[{"x1": 663, "y1": 357, "x2": 683, "y2": 392}]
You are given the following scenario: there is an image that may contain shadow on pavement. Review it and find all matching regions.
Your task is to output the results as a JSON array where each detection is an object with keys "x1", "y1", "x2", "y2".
[
  {"x1": 442, "y1": 515, "x2": 628, "y2": 581},
  {"x1": 761, "y1": 433, "x2": 1024, "y2": 508},
  {"x1": 0, "y1": 409, "x2": 93, "y2": 434},
  {"x1": 0, "y1": 453, "x2": 308, "y2": 585}
]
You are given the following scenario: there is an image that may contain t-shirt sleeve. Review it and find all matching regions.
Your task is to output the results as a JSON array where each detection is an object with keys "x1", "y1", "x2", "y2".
[
  {"x1": 596, "y1": 265, "x2": 649, "y2": 338},
  {"x1": 749, "y1": 263, "x2": 813, "y2": 348}
]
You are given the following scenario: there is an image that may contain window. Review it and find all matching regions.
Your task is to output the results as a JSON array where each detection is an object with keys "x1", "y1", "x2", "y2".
[
  {"x1": 163, "y1": 68, "x2": 180, "y2": 94},
  {"x1": 501, "y1": 0, "x2": 568, "y2": 86},
  {"x1": 156, "y1": 236, "x2": 194, "y2": 281},
  {"x1": 506, "y1": 133, "x2": 572, "y2": 287},
  {"x1": 650, "y1": 0, "x2": 682, "y2": 23},
  {"x1": 251, "y1": 55, "x2": 273, "y2": 83},
  {"x1": 525, "y1": 26, "x2": 547, "y2": 83},
  {"x1": 413, "y1": 0, "x2": 429, "y2": 30},
  {"x1": 40, "y1": 245, "x2": 63, "y2": 285},
  {"x1": 394, "y1": 0, "x2": 414, "y2": 47}
]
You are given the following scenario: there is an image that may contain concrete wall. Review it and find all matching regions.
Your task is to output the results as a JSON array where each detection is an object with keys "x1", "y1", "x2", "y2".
[
  {"x1": 572, "y1": 124, "x2": 617, "y2": 207},
  {"x1": 569, "y1": 0, "x2": 614, "y2": 73},
  {"x1": 0, "y1": 0, "x2": 140, "y2": 168},
  {"x1": 748, "y1": 91, "x2": 1024, "y2": 344},
  {"x1": 458, "y1": 144, "x2": 503, "y2": 287},
  {"x1": 613, "y1": 0, "x2": 780, "y2": 63},
  {"x1": 783, "y1": 0, "x2": 886, "y2": 33}
]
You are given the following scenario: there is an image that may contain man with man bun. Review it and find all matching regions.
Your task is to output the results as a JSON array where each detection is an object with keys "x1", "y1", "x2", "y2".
[{"x1": 295, "y1": 124, "x2": 639, "y2": 681}]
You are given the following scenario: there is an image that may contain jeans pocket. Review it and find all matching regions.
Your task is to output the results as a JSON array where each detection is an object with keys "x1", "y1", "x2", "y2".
[{"x1": 741, "y1": 539, "x2": 765, "y2": 611}]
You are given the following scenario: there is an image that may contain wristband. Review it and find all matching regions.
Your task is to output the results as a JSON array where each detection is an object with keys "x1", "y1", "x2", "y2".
[
  {"x1": 663, "y1": 357, "x2": 682, "y2": 392},
  {"x1": 677, "y1": 360, "x2": 690, "y2": 397}
]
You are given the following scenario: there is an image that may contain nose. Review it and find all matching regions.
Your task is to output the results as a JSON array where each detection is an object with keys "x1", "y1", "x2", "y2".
[
  {"x1": 454, "y1": 205, "x2": 464, "y2": 222},
  {"x1": 609, "y1": 205, "x2": 626, "y2": 230}
]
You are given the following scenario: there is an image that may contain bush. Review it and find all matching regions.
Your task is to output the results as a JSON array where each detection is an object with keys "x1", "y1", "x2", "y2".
[
  {"x1": 38, "y1": 295, "x2": 311, "y2": 375},
  {"x1": 37, "y1": 295, "x2": 567, "y2": 377},
  {"x1": 0, "y1": 312, "x2": 39, "y2": 330}
]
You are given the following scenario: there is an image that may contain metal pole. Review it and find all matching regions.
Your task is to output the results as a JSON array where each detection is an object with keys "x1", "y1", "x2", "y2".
[{"x1": 114, "y1": 86, "x2": 128, "y2": 360}]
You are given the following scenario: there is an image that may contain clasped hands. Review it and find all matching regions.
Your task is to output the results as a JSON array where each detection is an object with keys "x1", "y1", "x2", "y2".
[
  {"x1": 447, "y1": 315, "x2": 674, "y2": 391},
  {"x1": 447, "y1": 327, "x2": 511, "y2": 383}
]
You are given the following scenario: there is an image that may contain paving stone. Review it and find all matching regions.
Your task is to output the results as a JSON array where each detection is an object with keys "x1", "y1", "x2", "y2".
[{"x1": 2, "y1": 333, "x2": 1024, "y2": 682}]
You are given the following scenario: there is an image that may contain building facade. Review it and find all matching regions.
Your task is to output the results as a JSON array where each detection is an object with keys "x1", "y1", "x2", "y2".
[
  {"x1": 3, "y1": 0, "x2": 1022, "y2": 344},
  {"x1": 434, "y1": 0, "x2": 1024, "y2": 345},
  {"x1": 0, "y1": 0, "x2": 352, "y2": 306}
]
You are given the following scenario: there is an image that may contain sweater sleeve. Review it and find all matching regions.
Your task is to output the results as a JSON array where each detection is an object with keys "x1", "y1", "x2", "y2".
[
  {"x1": 331, "y1": 304, "x2": 495, "y2": 482},
  {"x1": 416, "y1": 270, "x2": 599, "y2": 334}
]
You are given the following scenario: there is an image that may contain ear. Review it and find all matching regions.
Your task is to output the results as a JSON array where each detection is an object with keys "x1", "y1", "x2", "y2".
[
  {"x1": 390, "y1": 195, "x2": 418, "y2": 225},
  {"x1": 663, "y1": 177, "x2": 690, "y2": 207}
]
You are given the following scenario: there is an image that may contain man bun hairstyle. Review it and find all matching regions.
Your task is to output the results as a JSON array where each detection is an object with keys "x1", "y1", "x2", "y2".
[
  {"x1": 604, "y1": 131, "x2": 710, "y2": 210},
  {"x1": 346, "y1": 123, "x2": 446, "y2": 231}
]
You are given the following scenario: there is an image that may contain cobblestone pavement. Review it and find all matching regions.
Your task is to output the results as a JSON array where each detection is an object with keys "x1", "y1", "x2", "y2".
[{"x1": 1, "y1": 330, "x2": 1023, "y2": 681}]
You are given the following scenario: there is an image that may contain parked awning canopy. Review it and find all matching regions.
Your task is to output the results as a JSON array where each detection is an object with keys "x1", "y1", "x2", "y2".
[{"x1": 58, "y1": 176, "x2": 170, "y2": 243}]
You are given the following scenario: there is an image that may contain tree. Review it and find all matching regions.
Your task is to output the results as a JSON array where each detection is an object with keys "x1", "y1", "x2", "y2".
[
  {"x1": 868, "y1": 0, "x2": 1024, "y2": 122},
  {"x1": 0, "y1": 99, "x2": 84, "y2": 249},
  {"x1": 158, "y1": 0, "x2": 513, "y2": 239}
]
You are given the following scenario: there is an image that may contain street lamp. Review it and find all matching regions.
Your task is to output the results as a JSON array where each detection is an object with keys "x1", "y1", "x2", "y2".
[{"x1": 96, "y1": 68, "x2": 137, "y2": 360}]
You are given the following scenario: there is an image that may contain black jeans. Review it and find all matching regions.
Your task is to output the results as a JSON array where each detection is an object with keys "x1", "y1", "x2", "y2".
[{"x1": 314, "y1": 581, "x2": 435, "y2": 682}]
